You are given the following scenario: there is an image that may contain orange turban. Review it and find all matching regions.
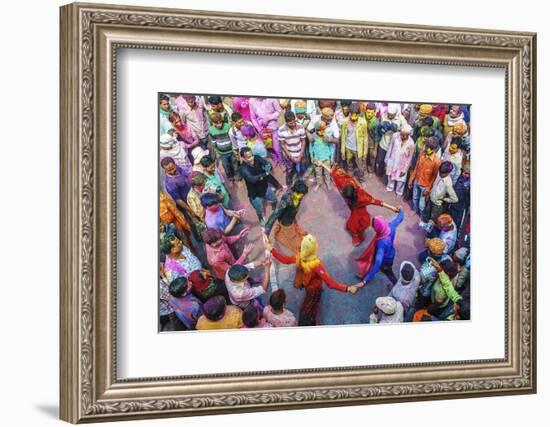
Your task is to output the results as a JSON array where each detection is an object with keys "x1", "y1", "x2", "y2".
[{"x1": 426, "y1": 238, "x2": 445, "y2": 255}]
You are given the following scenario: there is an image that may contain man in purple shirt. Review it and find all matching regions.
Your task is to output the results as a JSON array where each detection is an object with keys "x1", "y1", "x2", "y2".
[{"x1": 161, "y1": 156, "x2": 195, "y2": 219}]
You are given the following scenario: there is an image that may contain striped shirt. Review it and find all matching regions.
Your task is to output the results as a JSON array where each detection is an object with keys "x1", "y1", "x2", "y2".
[{"x1": 278, "y1": 123, "x2": 306, "y2": 160}]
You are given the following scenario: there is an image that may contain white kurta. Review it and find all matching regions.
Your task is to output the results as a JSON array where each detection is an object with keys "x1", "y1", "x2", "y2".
[{"x1": 385, "y1": 133, "x2": 415, "y2": 182}]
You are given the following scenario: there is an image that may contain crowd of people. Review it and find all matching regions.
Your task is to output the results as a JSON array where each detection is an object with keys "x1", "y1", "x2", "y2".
[{"x1": 159, "y1": 94, "x2": 471, "y2": 331}]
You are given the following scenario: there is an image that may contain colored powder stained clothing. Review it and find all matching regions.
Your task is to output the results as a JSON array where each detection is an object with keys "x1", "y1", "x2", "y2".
[
  {"x1": 345, "y1": 121, "x2": 358, "y2": 151},
  {"x1": 186, "y1": 188, "x2": 205, "y2": 221},
  {"x1": 224, "y1": 263, "x2": 266, "y2": 309},
  {"x1": 408, "y1": 152, "x2": 441, "y2": 190},
  {"x1": 378, "y1": 114, "x2": 405, "y2": 151},
  {"x1": 196, "y1": 305, "x2": 243, "y2": 330},
  {"x1": 164, "y1": 166, "x2": 192, "y2": 202},
  {"x1": 388, "y1": 261, "x2": 421, "y2": 312},
  {"x1": 310, "y1": 134, "x2": 333, "y2": 162},
  {"x1": 331, "y1": 166, "x2": 383, "y2": 245},
  {"x1": 229, "y1": 123, "x2": 252, "y2": 151},
  {"x1": 385, "y1": 133, "x2": 415, "y2": 182},
  {"x1": 204, "y1": 206, "x2": 231, "y2": 232},
  {"x1": 204, "y1": 171, "x2": 230, "y2": 207},
  {"x1": 206, "y1": 234, "x2": 247, "y2": 280},
  {"x1": 430, "y1": 174, "x2": 458, "y2": 206},
  {"x1": 239, "y1": 155, "x2": 281, "y2": 199},
  {"x1": 160, "y1": 108, "x2": 173, "y2": 136},
  {"x1": 262, "y1": 306, "x2": 298, "y2": 327},
  {"x1": 366, "y1": 114, "x2": 381, "y2": 149},
  {"x1": 429, "y1": 270, "x2": 462, "y2": 320},
  {"x1": 441, "y1": 147, "x2": 464, "y2": 185},
  {"x1": 175, "y1": 96, "x2": 209, "y2": 140},
  {"x1": 265, "y1": 191, "x2": 303, "y2": 234},
  {"x1": 232, "y1": 97, "x2": 252, "y2": 122},
  {"x1": 249, "y1": 98, "x2": 282, "y2": 132},
  {"x1": 271, "y1": 249, "x2": 347, "y2": 324},
  {"x1": 209, "y1": 122, "x2": 232, "y2": 154},
  {"x1": 340, "y1": 117, "x2": 368, "y2": 159},
  {"x1": 168, "y1": 293, "x2": 203, "y2": 330},
  {"x1": 278, "y1": 123, "x2": 306, "y2": 160},
  {"x1": 163, "y1": 245, "x2": 202, "y2": 281},
  {"x1": 360, "y1": 209, "x2": 405, "y2": 283}
]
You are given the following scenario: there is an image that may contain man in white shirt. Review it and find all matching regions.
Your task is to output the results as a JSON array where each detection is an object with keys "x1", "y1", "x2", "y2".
[{"x1": 421, "y1": 160, "x2": 458, "y2": 228}]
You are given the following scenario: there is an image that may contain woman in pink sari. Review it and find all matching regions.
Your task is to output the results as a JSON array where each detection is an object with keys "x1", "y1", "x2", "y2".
[{"x1": 232, "y1": 97, "x2": 252, "y2": 122}]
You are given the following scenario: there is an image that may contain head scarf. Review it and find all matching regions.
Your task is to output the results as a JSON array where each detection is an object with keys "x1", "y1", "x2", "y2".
[
  {"x1": 400, "y1": 261, "x2": 416, "y2": 283},
  {"x1": 298, "y1": 234, "x2": 321, "y2": 274},
  {"x1": 373, "y1": 216, "x2": 391, "y2": 239},
  {"x1": 183, "y1": 95, "x2": 196, "y2": 103},
  {"x1": 419, "y1": 104, "x2": 433, "y2": 115},
  {"x1": 426, "y1": 238, "x2": 445, "y2": 255}
]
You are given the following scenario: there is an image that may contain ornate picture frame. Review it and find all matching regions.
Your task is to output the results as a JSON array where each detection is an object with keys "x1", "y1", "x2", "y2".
[{"x1": 60, "y1": 2, "x2": 536, "y2": 423}]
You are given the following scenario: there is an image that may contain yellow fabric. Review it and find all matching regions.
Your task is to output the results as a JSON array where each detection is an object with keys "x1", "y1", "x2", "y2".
[
  {"x1": 426, "y1": 238, "x2": 445, "y2": 255},
  {"x1": 340, "y1": 117, "x2": 368, "y2": 159},
  {"x1": 419, "y1": 104, "x2": 433, "y2": 115},
  {"x1": 196, "y1": 305, "x2": 244, "y2": 330},
  {"x1": 298, "y1": 234, "x2": 321, "y2": 274}
]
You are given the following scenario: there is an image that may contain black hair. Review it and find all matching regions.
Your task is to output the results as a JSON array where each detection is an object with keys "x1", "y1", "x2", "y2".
[
  {"x1": 422, "y1": 116, "x2": 434, "y2": 127},
  {"x1": 239, "y1": 146, "x2": 252, "y2": 157},
  {"x1": 341, "y1": 184, "x2": 357, "y2": 208},
  {"x1": 159, "y1": 233, "x2": 177, "y2": 255},
  {"x1": 284, "y1": 111, "x2": 296, "y2": 122},
  {"x1": 401, "y1": 263, "x2": 415, "y2": 282},
  {"x1": 231, "y1": 111, "x2": 243, "y2": 122},
  {"x1": 200, "y1": 155, "x2": 214, "y2": 168},
  {"x1": 160, "y1": 156, "x2": 175, "y2": 169},
  {"x1": 439, "y1": 161, "x2": 454, "y2": 175},
  {"x1": 340, "y1": 100, "x2": 352, "y2": 107},
  {"x1": 450, "y1": 136, "x2": 463, "y2": 149},
  {"x1": 159, "y1": 94, "x2": 170, "y2": 102},
  {"x1": 169, "y1": 276, "x2": 188, "y2": 298},
  {"x1": 200, "y1": 192, "x2": 221, "y2": 208},
  {"x1": 242, "y1": 305, "x2": 260, "y2": 328},
  {"x1": 440, "y1": 258, "x2": 459, "y2": 279},
  {"x1": 291, "y1": 180, "x2": 308, "y2": 195},
  {"x1": 269, "y1": 289, "x2": 286, "y2": 311},
  {"x1": 298, "y1": 316, "x2": 316, "y2": 326},
  {"x1": 228, "y1": 264, "x2": 249, "y2": 282},
  {"x1": 203, "y1": 295, "x2": 226, "y2": 321},
  {"x1": 207, "y1": 95, "x2": 222, "y2": 105}
]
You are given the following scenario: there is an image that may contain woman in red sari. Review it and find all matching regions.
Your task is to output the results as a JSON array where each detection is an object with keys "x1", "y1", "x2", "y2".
[
  {"x1": 315, "y1": 162, "x2": 399, "y2": 245},
  {"x1": 264, "y1": 234, "x2": 361, "y2": 326}
]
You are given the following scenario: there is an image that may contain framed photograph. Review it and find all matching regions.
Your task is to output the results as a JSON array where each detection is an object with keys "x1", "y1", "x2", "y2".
[{"x1": 60, "y1": 2, "x2": 537, "y2": 423}]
